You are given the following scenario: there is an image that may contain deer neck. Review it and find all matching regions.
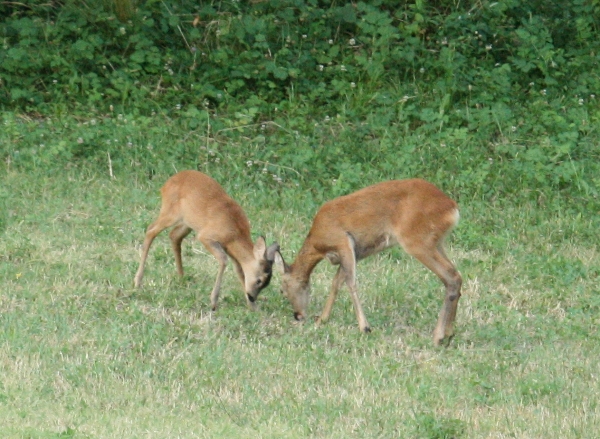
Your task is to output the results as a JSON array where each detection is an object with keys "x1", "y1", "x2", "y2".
[
  {"x1": 225, "y1": 238, "x2": 256, "y2": 271},
  {"x1": 290, "y1": 241, "x2": 324, "y2": 282}
]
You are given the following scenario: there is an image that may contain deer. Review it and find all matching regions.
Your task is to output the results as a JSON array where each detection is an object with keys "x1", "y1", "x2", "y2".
[
  {"x1": 274, "y1": 179, "x2": 462, "y2": 346},
  {"x1": 134, "y1": 170, "x2": 279, "y2": 311}
]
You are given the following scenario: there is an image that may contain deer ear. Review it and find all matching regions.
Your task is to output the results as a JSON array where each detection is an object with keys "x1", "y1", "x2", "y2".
[
  {"x1": 253, "y1": 236, "x2": 267, "y2": 259},
  {"x1": 274, "y1": 250, "x2": 290, "y2": 274},
  {"x1": 265, "y1": 242, "x2": 280, "y2": 262}
]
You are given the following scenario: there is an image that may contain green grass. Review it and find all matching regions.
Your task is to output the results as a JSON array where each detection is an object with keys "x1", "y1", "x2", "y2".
[{"x1": 1, "y1": 168, "x2": 599, "y2": 439}]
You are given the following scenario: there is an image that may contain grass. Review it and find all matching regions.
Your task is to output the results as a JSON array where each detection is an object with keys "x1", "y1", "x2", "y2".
[{"x1": 1, "y1": 166, "x2": 599, "y2": 439}]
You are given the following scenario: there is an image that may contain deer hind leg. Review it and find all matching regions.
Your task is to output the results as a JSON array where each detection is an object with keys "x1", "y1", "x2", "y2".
[
  {"x1": 404, "y1": 239, "x2": 462, "y2": 346},
  {"x1": 198, "y1": 238, "x2": 229, "y2": 311},
  {"x1": 317, "y1": 266, "x2": 345, "y2": 326},
  {"x1": 134, "y1": 206, "x2": 180, "y2": 288},
  {"x1": 341, "y1": 234, "x2": 371, "y2": 333},
  {"x1": 169, "y1": 224, "x2": 192, "y2": 277},
  {"x1": 435, "y1": 244, "x2": 462, "y2": 338}
]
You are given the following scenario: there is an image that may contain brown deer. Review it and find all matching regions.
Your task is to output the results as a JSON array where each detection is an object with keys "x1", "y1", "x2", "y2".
[
  {"x1": 274, "y1": 179, "x2": 462, "y2": 346},
  {"x1": 134, "y1": 170, "x2": 279, "y2": 311}
]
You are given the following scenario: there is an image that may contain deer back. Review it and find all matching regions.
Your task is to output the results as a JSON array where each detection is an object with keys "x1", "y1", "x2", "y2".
[{"x1": 161, "y1": 170, "x2": 253, "y2": 246}]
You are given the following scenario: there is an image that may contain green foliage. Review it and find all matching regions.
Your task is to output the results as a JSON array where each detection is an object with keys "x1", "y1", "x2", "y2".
[{"x1": 1, "y1": 0, "x2": 599, "y2": 205}]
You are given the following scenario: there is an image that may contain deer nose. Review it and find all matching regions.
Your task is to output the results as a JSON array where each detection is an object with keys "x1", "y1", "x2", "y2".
[
  {"x1": 247, "y1": 294, "x2": 256, "y2": 303},
  {"x1": 294, "y1": 312, "x2": 304, "y2": 321}
]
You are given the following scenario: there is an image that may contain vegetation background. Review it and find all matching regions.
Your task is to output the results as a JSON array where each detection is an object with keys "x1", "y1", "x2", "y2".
[{"x1": 1, "y1": 0, "x2": 599, "y2": 437}]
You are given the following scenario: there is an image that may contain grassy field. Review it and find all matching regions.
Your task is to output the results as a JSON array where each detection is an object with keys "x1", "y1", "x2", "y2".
[{"x1": 1, "y1": 167, "x2": 599, "y2": 438}]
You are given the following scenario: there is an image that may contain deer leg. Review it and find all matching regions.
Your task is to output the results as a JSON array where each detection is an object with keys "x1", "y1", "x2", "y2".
[
  {"x1": 435, "y1": 244, "x2": 462, "y2": 343},
  {"x1": 342, "y1": 234, "x2": 371, "y2": 333},
  {"x1": 435, "y1": 244, "x2": 462, "y2": 340},
  {"x1": 317, "y1": 266, "x2": 345, "y2": 325},
  {"x1": 134, "y1": 212, "x2": 178, "y2": 288},
  {"x1": 169, "y1": 224, "x2": 192, "y2": 277},
  {"x1": 406, "y1": 241, "x2": 462, "y2": 346},
  {"x1": 199, "y1": 238, "x2": 229, "y2": 311},
  {"x1": 231, "y1": 259, "x2": 245, "y2": 290}
]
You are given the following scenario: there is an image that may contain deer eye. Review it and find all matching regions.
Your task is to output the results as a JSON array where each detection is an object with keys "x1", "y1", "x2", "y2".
[{"x1": 256, "y1": 279, "x2": 262, "y2": 286}]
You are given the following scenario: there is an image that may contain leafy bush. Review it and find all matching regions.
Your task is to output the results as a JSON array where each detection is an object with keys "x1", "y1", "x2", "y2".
[{"x1": 1, "y1": 0, "x2": 599, "y2": 205}]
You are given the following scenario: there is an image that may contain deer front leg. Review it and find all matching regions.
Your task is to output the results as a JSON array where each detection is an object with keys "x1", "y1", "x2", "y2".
[
  {"x1": 200, "y1": 239, "x2": 229, "y2": 311},
  {"x1": 347, "y1": 281, "x2": 371, "y2": 333},
  {"x1": 341, "y1": 235, "x2": 370, "y2": 333},
  {"x1": 231, "y1": 259, "x2": 245, "y2": 290},
  {"x1": 317, "y1": 266, "x2": 345, "y2": 326}
]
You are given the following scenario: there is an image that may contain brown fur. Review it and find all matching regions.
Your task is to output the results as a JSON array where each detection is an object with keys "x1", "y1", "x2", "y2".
[
  {"x1": 134, "y1": 170, "x2": 279, "y2": 310},
  {"x1": 275, "y1": 179, "x2": 462, "y2": 346}
]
